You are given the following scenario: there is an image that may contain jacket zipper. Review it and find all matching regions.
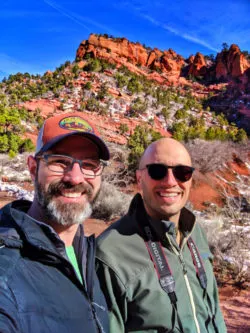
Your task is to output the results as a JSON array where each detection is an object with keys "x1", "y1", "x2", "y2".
[
  {"x1": 166, "y1": 234, "x2": 201, "y2": 333},
  {"x1": 86, "y1": 236, "x2": 105, "y2": 333},
  {"x1": 91, "y1": 304, "x2": 105, "y2": 333},
  {"x1": 37, "y1": 244, "x2": 103, "y2": 333}
]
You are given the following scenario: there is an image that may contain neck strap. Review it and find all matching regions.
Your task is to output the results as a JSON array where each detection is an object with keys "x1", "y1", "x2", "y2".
[{"x1": 139, "y1": 218, "x2": 218, "y2": 333}]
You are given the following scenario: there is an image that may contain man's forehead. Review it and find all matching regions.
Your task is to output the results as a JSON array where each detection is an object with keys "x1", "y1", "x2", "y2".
[{"x1": 142, "y1": 140, "x2": 191, "y2": 166}]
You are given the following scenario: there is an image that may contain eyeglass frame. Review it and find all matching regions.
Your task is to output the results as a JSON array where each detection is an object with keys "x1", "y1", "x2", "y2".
[{"x1": 36, "y1": 153, "x2": 108, "y2": 178}]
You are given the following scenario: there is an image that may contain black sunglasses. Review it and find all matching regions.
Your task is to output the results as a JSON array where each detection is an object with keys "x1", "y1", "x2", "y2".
[{"x1": 142, "y1": 164, "x2": 195, "y2": 182}]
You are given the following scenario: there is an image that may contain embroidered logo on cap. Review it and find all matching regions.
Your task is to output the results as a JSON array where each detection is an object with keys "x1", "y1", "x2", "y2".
[{"x1": 59, "y1": 116, "x2": 94, "y2": 133}]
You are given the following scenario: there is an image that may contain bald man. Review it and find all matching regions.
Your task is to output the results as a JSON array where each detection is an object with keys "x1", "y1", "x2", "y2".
[{"x1": 96, "y1": 138, "x2": 227, "y2": 333}]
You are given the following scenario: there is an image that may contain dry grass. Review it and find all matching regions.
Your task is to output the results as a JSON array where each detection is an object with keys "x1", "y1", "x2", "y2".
[
  {"x1": 185, "y1": 139, "x2": 250, "y2": 173},
  {"x1": 92, "y1": 180, "x2": 132, "y2": 221},
  {"x1": 199, "y1": 183, "x2": 250, "y2": 289}
]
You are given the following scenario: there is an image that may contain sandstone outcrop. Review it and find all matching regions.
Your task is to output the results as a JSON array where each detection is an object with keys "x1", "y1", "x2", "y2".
[
  {"x1": 77, "y1": 34, "x2": 149, "y2": 66},
  {"x1": 215, "y1": 44, "x2": 250, "y2": 80},
  {"x1": 76, "y1": 34, "x2": 185, "y2": 79},
  {"x1": 76, "y1": 35, "x2": 250, "y2": 85},
  {"x1": 187, "y1": 52, "x2": 207, "y2": 77}
]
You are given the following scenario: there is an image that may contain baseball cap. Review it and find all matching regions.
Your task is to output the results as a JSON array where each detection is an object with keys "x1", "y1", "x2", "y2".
[{"x1": 35, "y1": 112, "x2": 110, "y2": 160}]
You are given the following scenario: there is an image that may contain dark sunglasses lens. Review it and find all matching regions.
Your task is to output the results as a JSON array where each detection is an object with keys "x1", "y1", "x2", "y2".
[
  {"x1": 173, "y1": 166, "x2": 194, "y2": 182},
  {"x1": 147, "y1": 164, "x2": 167, "y2": 180}
]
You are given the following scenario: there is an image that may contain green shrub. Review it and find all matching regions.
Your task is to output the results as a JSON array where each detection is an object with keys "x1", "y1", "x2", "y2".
[
  {"x1": 21, "y1": 138, "x2": 35, "y2": 152},
  {"x1": 217, "y1": 114, "x2": 229, "y2": 126},
  {"x1": 71, "y1": 64, "x2": 80, "y2": 76},
  {"x1": 84, "y1": 81, "x2": 92, "y2": 90},
  {"x1": 127, "y1": 125, "x2": 162, "y2": 171},
  {"x1": 127, "y1": 77, "x2": 142, "y2": 94},
  {"x1": 161, "y1": 107, "x2": 170, "y2": 120},
  {"x1": 235, "y1": 128, "x2": 248, "y2": 142},
  {"x1": 86, "y1": 97, "x2": 100, "y2": 112},
  {"x1": 84, "y1": 59, "x2": 102, "y2": 72},
  {"x1": 129, "y1": 97, "x2": 147, "y2": 117},
  {"x1": 8, "y1": 133, "x2": 21, "y2": 153},
  {"x1": 174, "y1": 108, "x2": 188, "y2": 120},
  {"x1": 171, "y1": 122, "x2": 188, "y2": 141},
  {"x1": 8, "y1": 150, "x2": 16, "y2": 158},
  {"x1": 97, "y1": 84, "x2": 108, "y2": 100},
  {"x1": 115, "y1": 74, "x2": 129, "y2": 88},
  {"x1": 119, "y1": 123, "x2": 129, "y2": 135},
  {"x1": 0, "y1": 134, "x2": 9, "y2": 152},
  {"x1": 36, "y1": 115, "x2": 44, "y2": 129}
]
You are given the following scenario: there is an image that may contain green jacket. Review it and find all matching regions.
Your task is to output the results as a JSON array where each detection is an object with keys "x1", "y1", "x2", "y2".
[{"x1": 96, "y1": 194, "x2": 227, "y2": 333}]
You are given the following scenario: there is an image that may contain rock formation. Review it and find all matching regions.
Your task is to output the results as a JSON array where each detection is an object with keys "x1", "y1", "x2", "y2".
[
  {"x1": 76, "y1": 35, "x2": 250, "y2": 84},
  {"x1": 187, "y1": 52, "x2": 207, "y2": 77},
  {"x1": 76, "y1": 34, "x2": 185, "y2": 79},
  {"x1": 215, "y1": 44, "x2": 250, "y2": 80}
]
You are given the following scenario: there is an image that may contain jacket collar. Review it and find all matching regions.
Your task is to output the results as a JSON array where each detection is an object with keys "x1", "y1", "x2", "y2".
[
  {"x1": 128, "y1": 193, "x2": 196, "y2": 239},
  {"x1": 0, "y1": 200, "x2": 85, "y2": 254}
]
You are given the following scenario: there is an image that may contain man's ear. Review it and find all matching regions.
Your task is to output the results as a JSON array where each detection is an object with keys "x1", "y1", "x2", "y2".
[
  {"x1": 27, "y1": 155, "x2": 37, "y2": 182},
  {"x1": 136, "y1": 170, "x2": 142, "y2": 188}
]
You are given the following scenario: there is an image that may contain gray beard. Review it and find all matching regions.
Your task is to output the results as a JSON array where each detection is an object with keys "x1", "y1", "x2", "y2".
[
  {"x1": 46, "y1": 200, "x2": 92, "y2": 227},
  {"x1": 35, "y1": 179, "x2": 96, "y2": 227}
]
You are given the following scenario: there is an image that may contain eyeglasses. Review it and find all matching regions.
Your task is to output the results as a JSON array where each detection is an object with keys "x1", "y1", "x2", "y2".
[
  {"x1": 141, "y1": 164, "x2": 195, "y2": 182},
  {"x1": 36, "y1": 154, "x2": 107, "y2": 178}
]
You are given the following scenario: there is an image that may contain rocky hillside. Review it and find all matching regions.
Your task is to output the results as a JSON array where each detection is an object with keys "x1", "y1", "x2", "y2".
[
  {"x1": 76, "y1": 34, "x2": 250, "y2": 132},
  {"x1": 0, "y1": 33, "x2": 249, "y2": 210}
]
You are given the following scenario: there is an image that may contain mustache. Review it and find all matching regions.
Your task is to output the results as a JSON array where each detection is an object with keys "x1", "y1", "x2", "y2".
[{"x1": 47, "y1": 181, "x2": 93, "y2": 197}]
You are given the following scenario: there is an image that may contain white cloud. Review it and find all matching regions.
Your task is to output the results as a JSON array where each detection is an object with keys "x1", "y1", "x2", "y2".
[
  {"x1": 119, "y1": 0, "x2": 250, "y2": 52},
  {"x1": 43, "y1": 0, "x2": 120, "y2": 36},
  {"x1": 141, "y1": 14, "x2": 219, "y2": 52},
  {"x1": 43, "y1": 0, "x2": 91, "y2": 31}
]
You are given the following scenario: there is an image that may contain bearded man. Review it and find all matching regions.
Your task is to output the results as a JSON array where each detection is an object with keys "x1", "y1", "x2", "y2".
[{"x1": 0, "y1": 112, "x2": 110, "y2": 333}]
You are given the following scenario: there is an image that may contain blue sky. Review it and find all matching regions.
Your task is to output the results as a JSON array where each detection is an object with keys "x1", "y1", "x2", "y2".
[{"x1": 1, "y1": 0, "x2": 250, "y2": 80}]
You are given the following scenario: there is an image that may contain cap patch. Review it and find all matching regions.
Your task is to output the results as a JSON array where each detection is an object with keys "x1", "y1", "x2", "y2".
[{"x1": 59, "y1": 116, "x2": 94, "y2": 133}]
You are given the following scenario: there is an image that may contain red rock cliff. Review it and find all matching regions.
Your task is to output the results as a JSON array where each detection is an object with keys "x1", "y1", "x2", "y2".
[
  {"x1": 76, "y1": 34, "x2": 185, "y2": 78},
  {"x1": 76, "y1": 35, "x2": 250, "y2": 84}
]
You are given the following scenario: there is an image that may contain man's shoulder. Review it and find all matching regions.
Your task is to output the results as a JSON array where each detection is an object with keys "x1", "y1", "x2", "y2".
[
  {"x1": 0, "y1": 201, "x2": 30, "y2": 278},
  {"x1": 97, "y1": 214, "x2": 139, "y2": 248},
  {"x1": 0, "y1": 242, "x2": 22, "y2": 284},
  {"x1": 193, "y1": 219, "x2": 207, "y2": 236},
  {"x1": 0, "y1": 200, "x2": 31, "y2": 222},
  {"x1": 192, "y1": 221, "x2": 210, "y2": 251},
  {"x1": 96, "y1": 214, "x2": 151, "y2": 278}
]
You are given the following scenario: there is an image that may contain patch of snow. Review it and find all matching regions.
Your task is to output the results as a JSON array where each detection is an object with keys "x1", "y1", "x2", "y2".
[{"x1": 0, "y1": 181, "x2": 34, "y2": 201}]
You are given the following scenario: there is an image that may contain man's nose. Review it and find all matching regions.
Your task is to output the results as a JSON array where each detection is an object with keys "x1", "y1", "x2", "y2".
[
  {"x1": 62, "y1": 162, "x2": 85, "y2": 184},
  {"x1": 162, "y1": 168, "x2": 178, "y2": 186}
]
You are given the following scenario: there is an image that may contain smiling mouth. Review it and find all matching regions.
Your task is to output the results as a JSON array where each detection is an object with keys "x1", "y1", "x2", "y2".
[
  {"x1": 158, "y1": 192, "x2": 180, "y2": 198},
  {"x1": 60, "y1": 191, "x2": 85, "y2": 198},
  {"x1": 48, "y1": 181, "x2": 92, "y2": 201}
]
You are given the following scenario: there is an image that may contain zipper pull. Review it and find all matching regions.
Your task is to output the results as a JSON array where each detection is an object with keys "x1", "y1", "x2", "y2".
[{"x1": 178, "y1": 252, "x2": 187, "y2": 274}]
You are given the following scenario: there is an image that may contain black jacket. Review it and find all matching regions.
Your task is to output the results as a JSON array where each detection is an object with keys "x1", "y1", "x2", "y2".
[{"x1": 0, "y1": 200, "x2": 109, "y2": 333}]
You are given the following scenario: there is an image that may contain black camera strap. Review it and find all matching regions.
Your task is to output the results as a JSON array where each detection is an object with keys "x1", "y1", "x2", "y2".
[
  {"x1": 187, "y1": 237, "x2": 219, "y2": 333},
  {"x1": 142, "y1": 223, "x2": 219, "y2": 333},
  {"x1": 187, "y1": 237, "x2": 207, "y2": 289},
  {"x1": 143, "y1": 225, "x2": 184, "y2": 333}
]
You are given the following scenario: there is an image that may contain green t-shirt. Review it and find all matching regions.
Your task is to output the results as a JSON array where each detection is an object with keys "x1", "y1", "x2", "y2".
[{"x1": 66, "y1": 246, "x2": 83, "y2": 284}]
